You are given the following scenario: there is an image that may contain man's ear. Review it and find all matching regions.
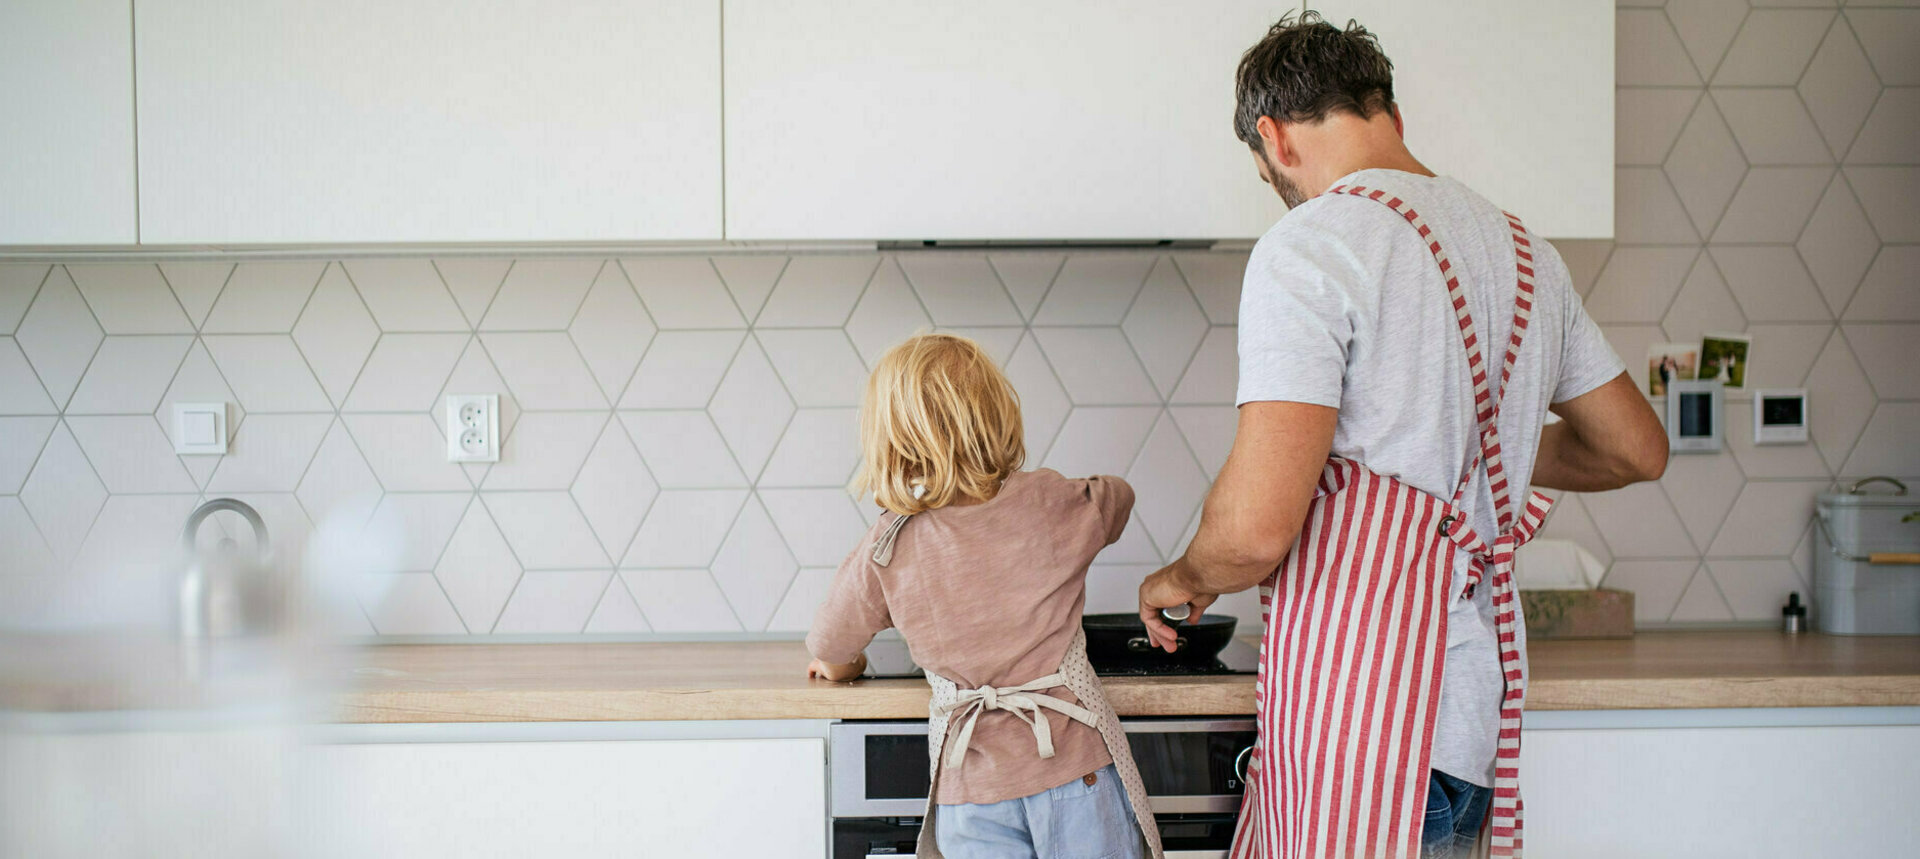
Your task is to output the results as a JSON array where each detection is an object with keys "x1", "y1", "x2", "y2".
[
  {"x1": 1255, "y1": 115, "x2": 1296, "y2": 167},
  {"x1": 1390, "y1": 105, "x2": 1406, "y2": 139}
]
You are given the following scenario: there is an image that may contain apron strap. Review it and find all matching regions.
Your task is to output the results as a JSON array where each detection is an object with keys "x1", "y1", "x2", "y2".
[{"x1": 1324, "y1": 185, "x2": 1541, "y2": 533}]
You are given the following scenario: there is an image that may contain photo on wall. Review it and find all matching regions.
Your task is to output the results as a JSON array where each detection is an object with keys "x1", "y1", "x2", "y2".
[
  {"x1": 1646, "y1": 343, "x2": 1698, "y2": 397},
  {"x1": 1699, "y1": 332, "x2": 1751, "y2": 390}
]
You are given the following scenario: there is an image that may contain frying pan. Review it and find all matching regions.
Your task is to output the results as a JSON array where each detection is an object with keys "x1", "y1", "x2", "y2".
[{"x1": 1081, "y1": 612, "x2": 1238, "y2": 667}]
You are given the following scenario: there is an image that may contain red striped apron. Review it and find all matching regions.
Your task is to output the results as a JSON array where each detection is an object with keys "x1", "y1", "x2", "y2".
[{"x1": 1229, "y1": 184, "x2": 1553, "y2": 859}]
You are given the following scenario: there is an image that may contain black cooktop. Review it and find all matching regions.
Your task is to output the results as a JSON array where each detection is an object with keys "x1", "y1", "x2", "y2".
[{"x1": 861, "y1": 637, "x2": 1259, "y2": 679}]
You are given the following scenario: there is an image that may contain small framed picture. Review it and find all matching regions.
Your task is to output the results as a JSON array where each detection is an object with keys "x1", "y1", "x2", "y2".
[
  {"x1": 1646, "y1": 343, "x2": 1698, "y2": 397},
  {"x1": 1699, "y1": 332, "x2": 1752, "y2": 390}
]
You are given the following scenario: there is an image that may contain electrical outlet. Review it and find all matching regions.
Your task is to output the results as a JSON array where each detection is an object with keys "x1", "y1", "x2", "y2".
[{"x1": 445, "y1": 394, "x2": 500, "y2": 462}]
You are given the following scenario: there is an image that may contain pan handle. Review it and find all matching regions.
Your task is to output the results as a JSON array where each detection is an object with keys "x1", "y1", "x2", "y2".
[{"x1": 1127, "y1": 635, "x2": 1187, "y2": 652}]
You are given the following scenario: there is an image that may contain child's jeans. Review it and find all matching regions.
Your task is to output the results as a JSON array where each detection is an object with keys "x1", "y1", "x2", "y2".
[
  {"x1": 1419, "y1": 769, "x2": 1493, "y2": 858},
  {"x1": 934, "y1": 763, "x2": 1144, "y2": 859}
]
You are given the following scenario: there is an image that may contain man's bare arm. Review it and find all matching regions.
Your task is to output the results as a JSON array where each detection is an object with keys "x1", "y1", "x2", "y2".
[
  {"x1": 1138, "y1": 402, "x2": 1336, "y2": 649},
  {"x1": 1532, "y1": 372, "x2": 1669, "y2": 492}
]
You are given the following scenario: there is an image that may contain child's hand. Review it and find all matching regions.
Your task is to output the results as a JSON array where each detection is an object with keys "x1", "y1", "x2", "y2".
[{"x1": 807, "y1": 654, "x2": 868, "y2": 682}]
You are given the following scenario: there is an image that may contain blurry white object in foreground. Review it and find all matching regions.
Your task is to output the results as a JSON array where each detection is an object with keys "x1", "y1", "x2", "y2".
[{"x1": 1514, "y1": 538, "x2": 1606, "y2": 590}]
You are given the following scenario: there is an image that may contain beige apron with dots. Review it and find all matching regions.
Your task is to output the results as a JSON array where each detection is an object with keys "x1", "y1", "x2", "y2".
[{"x1": 867, "y1": 513, "x2": 1162, "y2": 859}]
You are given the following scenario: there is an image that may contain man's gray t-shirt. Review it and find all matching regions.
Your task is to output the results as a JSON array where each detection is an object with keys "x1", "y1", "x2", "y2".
[{"x1": 1235, "y1": 169, "x2": 1623, "y2": 786}]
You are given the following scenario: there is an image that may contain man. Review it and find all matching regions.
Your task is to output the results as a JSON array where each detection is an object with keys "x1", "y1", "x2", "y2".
[{"x1": 1137, "y1": 13, "x2": 1667, "y2": 859}]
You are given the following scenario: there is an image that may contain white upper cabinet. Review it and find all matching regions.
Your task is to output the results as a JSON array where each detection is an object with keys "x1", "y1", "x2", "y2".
[
  {"x1": 0, "y1": 0, "x2": 137, "y2": 245},
  {"x1": 1315, "y1": 1, "x2": 1614, "y2": 238},
  {"x1": 135, "y1": 1, "x2": 722, "y2": 244},
  {"x1": 724, "y1": 1, "x2": 1613, "y2": 241},
  {"x1": 723, "y1": 1, "x2": 1293, "y2": 241}
]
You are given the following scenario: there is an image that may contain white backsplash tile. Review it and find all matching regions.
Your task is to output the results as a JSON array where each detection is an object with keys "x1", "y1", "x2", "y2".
[
  {"x1": 481, "y1": 491, "x2": 609, "y2": 570},
  {"x1": 19, "y1": 422, "x2": 107, "y2": 564},
  {"x1": 585, "y1": 576, "x2": 652, "y2": 633},
  {"x1": 758, "y1": 408, "x2": 861, "y2": 488},
  {"x1": 66, "y1": 415, "x2": 196, "y2": 494},
  {"x1": 712, "y1": 256, "x2": 788, "y2": 324},
  {"x1": 64, "y1": 336, "x2": 192, "y2": 414},
  {"x1": 200, "y1": 262, "x2": 324, "y2": 334},
  {"x1": 620, "y1": 329, "x2": 744, "y2": 409},
  {"x1": 293, "y1": 266, "x2": 380, "y2": 406},
  {"x1": 0, "y1": 339, "x2": 56, "y2": 415},
  {"x1": 900, "y1": 254, "x2": 1022, "y2": 326},
  {"x1": 477, "y1": 259, "x2": 600, "y2": 331},
  {"x1": 481, "y1": 412, "x2": 607, "y2": 491},
  {"x1": 1844, "y1": 247, "x2": 1920, "y2": 321},
  {"x1": 1032, "y1": 254, "x2": 1154, "y2": 326},
  {"x1": 494, "y1": 570, "x2": 609, "y2": 634},
  {"x1": 434, "y1": 501, "x2": 522, "y2": 631},
  {"x1": 342, "y1": 333, "x2": 470, "y2": 412},
  {"x1": 0, "y1": 416, "x2": 56, "y2": 494},
  {"x1": 625, "y1": 569, "x2": 741, "y2": 633},
  {"x1": 358, "y1": 571, "x2": 467, "y2": 635},
  {"x1": 201, "y1": 335, "x2": 332, "y2": 413},
  {"x1": 205, "y1": 413, "x2": 332, "y2": 493},
  {"x1": 1712, "y1": 9, "x2": 1833, "y2": 85},
  {"x1": 756, "y1": 255, "x2": 880, "y2": 327},
  {"x1": 622, "y1": 257, "x2": 746, "y2": 329},
  {"x1": 0, "y1": 265, "x2": 50, "y2": 335},
  {"x1": 845, "y1": 260, "x2": 932, "y2": 366},
  {"x1": 759, "y1": 488, "x2": 867, "y2": 567},
  {"x1": 432, "y1": 259, "x2": 510, "y2": 328},
  {"x1": 343, "y1": 413, "x2": 473, "y2": 492},
  {"x1": 622, "y1": 489, "x2": 746, "y2": 568},
  {"x1": 481, "y1": 332, "x2": 609, "y2": 410},
  {"x1": 621, "y1": 410, "x2": 748, "y2": 488},
  {"x1": 570, "y1": 423, "x2": 658, "y2": 561},
  {"x1": 67, "y1": 264, "x2": 194, "y2": 334},
  {"x1": 1035, "y1": 327, "x2": 1160, "y2": 405},
  {"x1": 342, "y1": 259, "x2": 469, "y2": 332},
  {"x1": 755, "y1": 328, "x2": 864, "y2": 407},
  {"x1": 988, "y1": 253, "x2": 1065, "y2": 321},
  {"x1": 568, "y1": 264, "x2": 655, "y2": 401},
  {"x1": 708, "y1": 496, "x2": 797, "y2": 631},
  {"x1": 15, "y1": 268, "x2": 102, "y2": 409}
]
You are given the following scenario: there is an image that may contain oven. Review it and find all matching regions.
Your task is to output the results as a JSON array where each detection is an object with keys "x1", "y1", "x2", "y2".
[{"x1": 830, "y1": 717, "x2": 1255, "y2": 859}]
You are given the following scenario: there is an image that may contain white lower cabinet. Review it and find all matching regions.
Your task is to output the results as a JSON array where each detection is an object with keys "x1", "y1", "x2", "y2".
[
  {"x1": 300, "y1": 736, "x2": 827, "y2": 858},
  {"x1": 1521, "y1": 721, "x2": 1920, "y2": 857}
]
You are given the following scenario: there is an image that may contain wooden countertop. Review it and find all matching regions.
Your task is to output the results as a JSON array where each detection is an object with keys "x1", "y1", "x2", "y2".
[
  {"x1": 337, "y1": 631, "x2": 1920, "y2": 722},
  {"x1": 8, "y1": 632, "x2": 1919, "y2": 722}
]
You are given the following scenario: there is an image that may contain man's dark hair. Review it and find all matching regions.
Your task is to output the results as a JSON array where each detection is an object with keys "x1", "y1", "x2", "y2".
[{"x1": 1234, "y1": 11, "x2": 1396, "y2": 148}]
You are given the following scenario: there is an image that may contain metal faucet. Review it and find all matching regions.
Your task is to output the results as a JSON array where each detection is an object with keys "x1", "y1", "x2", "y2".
[{"x1": 179, "y1": 499, "x2": 275, "y2": 675}]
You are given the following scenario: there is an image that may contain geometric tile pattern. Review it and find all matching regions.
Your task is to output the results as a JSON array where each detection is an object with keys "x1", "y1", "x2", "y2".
[
  {"x1": 0, "y1": 248, "x2": 1242, "y2": 637},
  {"x1": 1592, "y1": 0, "x2": 1917, "y2": 624},
  {"x1": 2, "y1": 2, "x2": 1910, "y2": 635}
]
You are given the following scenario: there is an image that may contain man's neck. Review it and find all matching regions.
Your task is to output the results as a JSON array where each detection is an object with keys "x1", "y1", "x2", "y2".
[{"x1": 1298, "y1": 115, "x2": 1435, "y2": 193}]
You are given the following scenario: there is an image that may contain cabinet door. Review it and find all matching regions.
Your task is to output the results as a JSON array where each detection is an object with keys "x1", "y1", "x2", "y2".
[
  {"x1": 723, "y1": 1, "x2": 1294, "y2": 241},
  {"x1": 1315, "y1": 1, "x2": 1614, "y2": 238},
  {"x1": 301, "y1": 737, "x2": 826, "y2": 858},
  {"x1": 0, "y1": 0, "x2": 136, "y2": 245},
  {"x1": 136, "y1": 1, "x2": 722, "y2": 244},
  {"x1": 1523, "y1": 725, "x2": 1920, "y2": 857}
]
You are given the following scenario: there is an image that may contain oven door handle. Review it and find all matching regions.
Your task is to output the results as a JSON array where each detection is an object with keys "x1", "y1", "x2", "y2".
[{"x1": 1234, "y1": 744, "x2": 1254, "y2": 784}]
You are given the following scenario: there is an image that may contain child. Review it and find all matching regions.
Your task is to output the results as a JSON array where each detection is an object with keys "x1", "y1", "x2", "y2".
[{"x1": 806, "y1": 333, "x2": 1162, "y2": 859}]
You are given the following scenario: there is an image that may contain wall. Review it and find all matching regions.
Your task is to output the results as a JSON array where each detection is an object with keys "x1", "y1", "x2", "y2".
[
  {"x1": 1550, "y1": 0, "x2": 1918, "y2": 625},
  {"x1": 0, "y1": 0, "x2": 1913, "y2": 636}
]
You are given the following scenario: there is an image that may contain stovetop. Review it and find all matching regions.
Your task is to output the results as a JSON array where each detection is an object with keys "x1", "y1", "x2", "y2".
[{"x1": 861, "y1": 637, "x2": 1259, "y2": 680}]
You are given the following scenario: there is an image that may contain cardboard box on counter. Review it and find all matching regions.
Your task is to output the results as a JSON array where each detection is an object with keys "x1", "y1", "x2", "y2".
[{"x1": 1520, "y1": 588, "x2": 1634, "y2": 639}]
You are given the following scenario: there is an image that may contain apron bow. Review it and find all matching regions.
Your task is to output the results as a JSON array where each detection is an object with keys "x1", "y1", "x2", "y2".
[{"x1": 934, "y1": 673, "x2": 1098, "y2": 769}]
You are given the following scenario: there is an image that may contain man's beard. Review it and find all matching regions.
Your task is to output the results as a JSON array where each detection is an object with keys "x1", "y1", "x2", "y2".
[{"x1": 1259, "y1": 150, "x2": 1310, "y2": 209}]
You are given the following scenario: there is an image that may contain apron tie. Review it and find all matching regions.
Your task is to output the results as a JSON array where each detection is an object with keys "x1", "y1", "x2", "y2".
[
  {"x1": 870, "y1": 512, "x2": 912, "y2": 566},
  {"x1": 933, "y1": 673, "x2": 1099, "y2": 769}
]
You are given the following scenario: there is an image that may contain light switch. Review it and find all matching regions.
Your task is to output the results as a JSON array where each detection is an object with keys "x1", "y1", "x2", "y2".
[
  {"x1": 174, "y1": 402, "x2": 229, "y2": 455},
  {"x1": 183, "y1": 411, "x2": 218, "y2": 445}
]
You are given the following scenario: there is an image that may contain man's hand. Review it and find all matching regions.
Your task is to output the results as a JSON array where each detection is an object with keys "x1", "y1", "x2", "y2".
[
  {"x1": 806, "y1": 653, "x2": 868, "y2": 682},
  {"x1": 1139, "y1": 564, "x2": 1219, "y2": 653}
]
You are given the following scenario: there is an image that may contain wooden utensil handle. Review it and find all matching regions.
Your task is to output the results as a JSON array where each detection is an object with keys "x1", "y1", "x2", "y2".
[{"x1": 1869, "y1": 553, "x2": 1920, "y2": 565}]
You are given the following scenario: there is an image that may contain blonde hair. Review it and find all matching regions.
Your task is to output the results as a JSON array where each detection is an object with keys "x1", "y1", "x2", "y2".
[{"x1": 852, "y1": 333, "x2": 1025, "y2": 515}]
